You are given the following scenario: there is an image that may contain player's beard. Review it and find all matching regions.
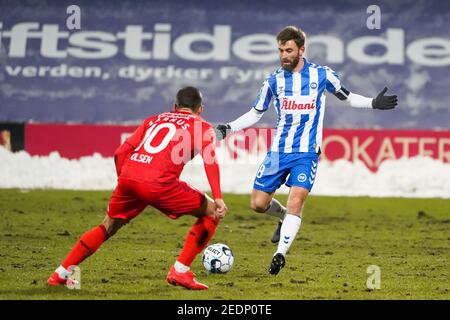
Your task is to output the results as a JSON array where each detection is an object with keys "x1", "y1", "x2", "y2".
[{"x1": 281, "y1": 55, "x2": 300, "y2": 72}]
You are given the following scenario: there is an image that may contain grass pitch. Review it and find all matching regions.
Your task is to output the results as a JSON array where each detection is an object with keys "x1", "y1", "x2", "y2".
[{"x1": 0, "y1": 189, "x2": 448, "y2": 300}]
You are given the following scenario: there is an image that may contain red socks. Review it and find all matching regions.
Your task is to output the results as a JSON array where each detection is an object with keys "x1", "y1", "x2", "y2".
[
  {"x1": 62, "y1": 224, "x2": 109, "y2": 269},
  {"x1": 178, "y1": 215, "x2": 219, "y2": 266},
  {"x1": 60, "y1": 215, "x2": 217, "y2": 271}
]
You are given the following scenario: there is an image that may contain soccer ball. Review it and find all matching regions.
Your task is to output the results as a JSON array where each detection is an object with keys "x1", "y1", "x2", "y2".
[{"x1": 202, "y1": 243, "x2": 234, "y2": 274}]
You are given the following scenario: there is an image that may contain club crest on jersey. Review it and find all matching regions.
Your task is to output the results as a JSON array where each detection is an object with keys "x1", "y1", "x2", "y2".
[
  {"x1": 281, "y1": 97, "x2": 316, "y2": 111},
  {"x1": 310, "y1": 82, "x2": 318, "y2": 89}
]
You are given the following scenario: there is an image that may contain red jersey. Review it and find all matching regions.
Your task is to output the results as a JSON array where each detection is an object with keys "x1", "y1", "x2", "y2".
[{"x1": 115, "y1": 110, "x2": 222, "y2": 199}]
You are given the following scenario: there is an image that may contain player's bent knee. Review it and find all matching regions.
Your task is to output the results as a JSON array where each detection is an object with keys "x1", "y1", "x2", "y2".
[
  {"x1": 191, "y1": 196, "x2": 214, "y2": 218},
  {"x1": 251, "y1": 189, "x2": 273, "y2": 213},
  {"x1": 250, "y1": 198, "x2": 270, "y2": 213},
  {"x1": 102, "y1": 216, "x2": 127, "y2": 236}
]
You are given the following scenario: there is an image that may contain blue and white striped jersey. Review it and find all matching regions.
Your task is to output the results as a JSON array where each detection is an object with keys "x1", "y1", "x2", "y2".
[{"x1": 253, "y1": 58, "x2": 341, "y2": 153}]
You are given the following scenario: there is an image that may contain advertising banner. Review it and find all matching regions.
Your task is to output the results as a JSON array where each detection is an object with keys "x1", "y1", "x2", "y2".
[
  {"x1": 1, "y1": 0, "x2": 449, "y2": 129},
  {"x1": 25, "y1": 123, "x2": 450, "y2": 172}
]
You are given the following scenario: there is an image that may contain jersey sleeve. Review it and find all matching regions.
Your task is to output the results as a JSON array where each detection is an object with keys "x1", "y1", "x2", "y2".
[
  {"x1": 194, "y1": 122, "x2": 222, "y2": 199},
  {"x1": 252, "y1": 78, "x2": 273, "y2": 112},
  {"x1": 114, "y1": 117, "x2": 152, "y2": 177},
  {"x1": 125, "y1": 117, "x2": 153, "y2": 149},
  {"x1": 325, "y1": 67, "x2": 342, "y2": 94}
]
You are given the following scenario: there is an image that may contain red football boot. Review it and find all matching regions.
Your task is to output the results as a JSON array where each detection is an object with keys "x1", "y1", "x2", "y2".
[
  {"x1": 166, "y1": 266, "x2": 208, "y2": 290},
  {"x1": 47, "y1": 272, "x2": 67, "y2": 286}
]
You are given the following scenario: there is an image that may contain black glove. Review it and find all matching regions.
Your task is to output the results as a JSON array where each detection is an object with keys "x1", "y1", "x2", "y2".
[
  {"x1": 372, "y1": 87, "x2": 398, "y2": 110},
  {"x1": 214, "y1": 124, "x2": 231, "y2": 141}
]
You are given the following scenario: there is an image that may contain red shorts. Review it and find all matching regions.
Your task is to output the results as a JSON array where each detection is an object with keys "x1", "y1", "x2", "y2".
[{"x1": 107, "y1": 178, "x2": 206, "y2": 221}]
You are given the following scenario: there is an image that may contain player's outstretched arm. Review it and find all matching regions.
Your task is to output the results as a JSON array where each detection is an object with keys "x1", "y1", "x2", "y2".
[
  {"x1": 333, "y1": 87, "x2": 398, "y2": 110},
  {"x1": 214, "y1": 108, "x2": 264, "y2": 141}
]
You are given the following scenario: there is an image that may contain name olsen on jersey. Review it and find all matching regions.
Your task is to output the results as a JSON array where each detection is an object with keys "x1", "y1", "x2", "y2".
[
  {"x1": 130, "y1": 153, "x2": 153, "y2": 164},
  {"x1": 281, "y1": 98, "x2": 316, "y2": 111}
]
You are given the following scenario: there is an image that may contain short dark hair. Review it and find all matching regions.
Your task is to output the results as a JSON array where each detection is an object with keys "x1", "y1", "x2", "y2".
[
  {"x1": 276, "y1": 26, "x2": 306, "y2": 48},
  {"x1": 175, "y1": 86, "x2": 202, "y2": 111}
]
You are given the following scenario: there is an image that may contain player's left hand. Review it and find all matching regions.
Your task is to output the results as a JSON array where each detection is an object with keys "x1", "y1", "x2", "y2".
[
  {"x1": 372, "y1": 87, "x2": 398, "y2": 110},
  {"x1": 214, "y1": 198, "x2": 228, "y2": 219}
]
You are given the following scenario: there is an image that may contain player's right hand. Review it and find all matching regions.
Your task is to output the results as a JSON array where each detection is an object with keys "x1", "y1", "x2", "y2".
[
  {"x1": 214, "y1": 124, "x2": 231, "y2": 141},
  {"x1": 214, "y1": 198, "x2": 228, "y2": 219}
]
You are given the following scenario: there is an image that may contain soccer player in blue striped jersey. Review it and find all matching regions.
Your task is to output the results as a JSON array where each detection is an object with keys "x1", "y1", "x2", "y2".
[{"x1": 215, "y1": 26, "x2": 397, "y2": 275}]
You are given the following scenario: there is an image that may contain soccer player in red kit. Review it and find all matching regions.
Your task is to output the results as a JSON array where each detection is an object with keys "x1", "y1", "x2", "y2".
[{"x1": 47, "y1": 86, "x2": 227, "y2": 290}]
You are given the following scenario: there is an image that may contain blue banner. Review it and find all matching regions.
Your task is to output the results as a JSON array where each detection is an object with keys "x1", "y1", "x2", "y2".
[{"x1": 0, "y1": 0, "x2": 449, "y2": 129}]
